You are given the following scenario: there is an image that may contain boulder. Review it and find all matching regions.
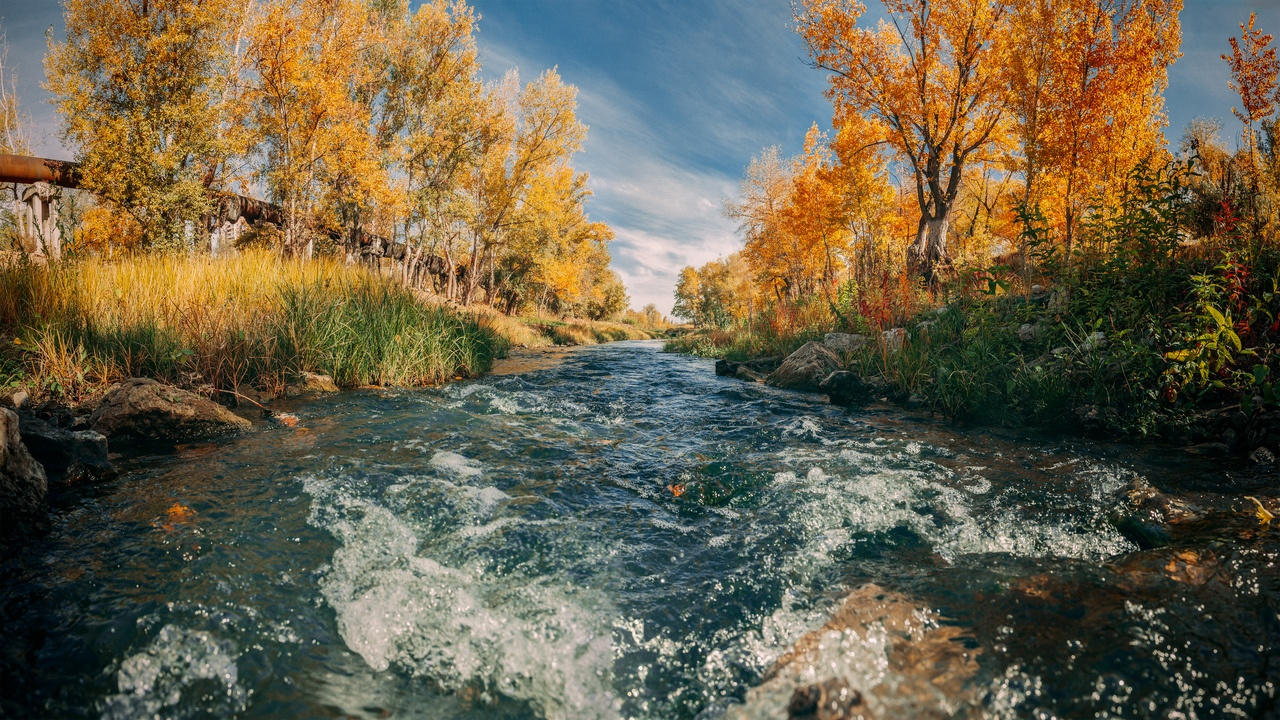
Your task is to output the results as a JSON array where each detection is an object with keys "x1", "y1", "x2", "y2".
[
  {"x1": 823, "y1": 332, "x2": 868, "y2": 355},
  {"x1": 1017, "y1": 322, "x2": 1047, "y2": 343},
  {"x1": 285, "y1": 371, "x2": 340, "y2": 396},
  {"x1": 0, "y1": 408, "x2": 47, "y2": 553},
  {"x1": 819, "y1": 371, "x2": 873, "y2": 408},
  {"x1": 881, "y1": 328, "x2": 907, "y2": 352},
  {"x1": 17, "y1": 415, "x2": 117, "y2": 484},
  {"x1": 735, "y1": 366, "x2": 765, "y2": 383},
  {"x1": 732, "y1": 584, "x2": 979, "y2": 720},
  {"x1": 1, "y1": 389, "x2": 30, "y2": 409},
  {"x1": 766, "y1": 342, "x2": 842, "y2": 393},
  {"x1": 1081, "y1": 331, "x2": 1107, "y2": 352},
  {"x1": 89, "y1": 378, "x2": 251, "y2": 444}
]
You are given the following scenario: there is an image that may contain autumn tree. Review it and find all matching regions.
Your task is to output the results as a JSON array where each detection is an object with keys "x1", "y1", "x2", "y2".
[
  {"x1": 463, "y1": 69, "x2": 587, "y2": 304},
  {"x1": 672, "y1": 254, "x2": 757, "y2": 328},
  {"x1": 798, "y1": 0, "x2": 1010, "y2": 284},
  {"x1": 247, "y1": 0, "x2": 378, "y2": 256},
  {"x1": 46, "y1": 0, "x2": 242, "y2": 250},
  {"x1": 1059, "y1": 0, "x2": 1178, "y2": 252},
  {"x1": 1222, "y1": 13, "x2": 1279, "y2": 237},
  {"x1": 383, "y1": 0, "x2": 489, "y2": 292}
]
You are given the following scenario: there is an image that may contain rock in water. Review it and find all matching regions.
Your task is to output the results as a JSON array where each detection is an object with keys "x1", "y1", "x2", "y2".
[
  {"x1": 715, "y1": 358, "x2": 739, "y2": 377},
  {"x1": 823, "y1": 332, "x2": 868, "y2": 354},
  {"x1": 18, "y1": 415, "x2": 117, "y2": 484},
  {"x1": 819, "y1": 371, "x2": 872, "y2": 407},
  {"x1": 0, "y1": 408, "x2": 48, "y2": 553},
  {"x1": 285, "y1": 371, "x2": 340, "y2": 396},
  {"x1": 89, "y1": 378, "x2": 251, "y2": 444},
  {"x1": 766, "y1": 342, "x2": 842, "y2": 393}
]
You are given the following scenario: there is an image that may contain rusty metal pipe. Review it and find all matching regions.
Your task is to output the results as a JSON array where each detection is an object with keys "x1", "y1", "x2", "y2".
[{"x1": 0, "y1": 154, "x2": 81, "y2": 189}]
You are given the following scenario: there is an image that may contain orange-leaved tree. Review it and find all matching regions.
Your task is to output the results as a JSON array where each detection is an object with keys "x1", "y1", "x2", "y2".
[
  {"x1": 1003, "y1": 0, "x2": 1180, "y2": 253},
  {"x1": 798, "y1": 0, "x2": 1010, "y2": 285}
]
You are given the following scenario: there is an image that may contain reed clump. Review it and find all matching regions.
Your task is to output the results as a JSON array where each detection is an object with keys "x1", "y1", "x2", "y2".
[{"x1": 0, "y1": 252, "x2": 505, "y2": 400}]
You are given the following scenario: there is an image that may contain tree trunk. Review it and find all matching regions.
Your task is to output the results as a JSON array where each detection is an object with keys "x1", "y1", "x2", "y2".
[{"x1": 908, "y1": 212, "x2": 952, "y2": 286}]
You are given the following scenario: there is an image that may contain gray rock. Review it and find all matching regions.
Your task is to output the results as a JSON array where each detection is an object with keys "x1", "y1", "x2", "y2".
[
  {"x1": 1030, "y1": 284, "x2": 1048, "y2": 297},
  {"x1": 915, "y1": 320, "x2": 937, "y2": 335},
  {"x1": 1017, "y1": 322, "x2": 1046, "y2": 343},
  {"x1": 766, "y1": 342, "x2": 843, "y2": 393},
  {"x1": 1081, "y1": 331, "x2": 1107, "y2": 352},
  {"x1": 17, "y1": 415, "x2": 117, "y2": 484},
  {"x1": 0, "y1": 408, "x2": 47, "y2": 553},
  {"x1": 823, "y1": 332, "x2": 868, "y2": 354},
  {"x1": 3, "y1": 390, "x2": 30, "y2": 409},
  {"x1": 89, "y1": 378, "x2": 251, "y2": 444},
  {"x1": 881, "y1": 328, "x2": 907, "y2": 352}
]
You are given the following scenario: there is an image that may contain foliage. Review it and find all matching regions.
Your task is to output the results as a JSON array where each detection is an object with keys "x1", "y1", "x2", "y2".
[{"x1": 45, "y1": 0, "x2": 243, "y2": 250}]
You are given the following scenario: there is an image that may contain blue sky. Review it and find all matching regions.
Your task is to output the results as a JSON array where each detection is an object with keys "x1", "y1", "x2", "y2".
[{"x1": 5, "y1": 1, "x2": 1280, "y2": 314}]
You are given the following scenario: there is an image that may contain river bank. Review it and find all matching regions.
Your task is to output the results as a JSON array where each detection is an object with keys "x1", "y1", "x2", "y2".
[
  {"x1": 0, "y1": 254, "x2": 665, "y2": 556},
  {"x1": 667, "y1": 286, "x2": 1280, "y2": 465},
  {"x1": 1, "y1": 340, "x2": 1276, "y2": 719}
]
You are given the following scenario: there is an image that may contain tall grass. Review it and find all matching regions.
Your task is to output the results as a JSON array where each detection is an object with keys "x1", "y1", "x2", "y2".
[{"x1": 0, "y1": 252, "x2": 506, "y2": 399}]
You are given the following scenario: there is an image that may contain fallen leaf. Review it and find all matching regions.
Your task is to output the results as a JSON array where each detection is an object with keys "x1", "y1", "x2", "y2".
[
  {"x1": 1245, "y1": 496, "x2": 1274, "y2": 525},
  {"x1": 668, "y1": 484, "x2": 685, "y2": 498}
]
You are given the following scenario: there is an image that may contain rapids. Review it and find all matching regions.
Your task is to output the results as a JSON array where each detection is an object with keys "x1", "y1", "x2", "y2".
[{"x1": 1, "y1": 340, "x2": 1277, "y2": 718}]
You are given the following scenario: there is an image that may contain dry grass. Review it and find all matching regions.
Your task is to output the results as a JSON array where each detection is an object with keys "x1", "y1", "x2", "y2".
[{"x1": 0, "y1": 252, "x2": 503, "y2": 400}]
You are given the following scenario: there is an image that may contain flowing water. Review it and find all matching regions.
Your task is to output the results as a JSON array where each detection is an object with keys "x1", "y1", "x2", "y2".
[{"x1": 2, "y1": 340, "x2": 1278, "y2": 719}]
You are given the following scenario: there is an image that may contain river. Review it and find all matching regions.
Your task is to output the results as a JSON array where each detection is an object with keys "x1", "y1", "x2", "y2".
[{"x1": 1, "y1": 340, "x2": 1277, "y2": 719}]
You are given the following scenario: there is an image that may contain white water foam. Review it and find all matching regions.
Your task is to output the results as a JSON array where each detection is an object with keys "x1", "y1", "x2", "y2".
[
  {"x1": 102, "y1": 625, "x2": 246, "y2": 720},
  {"x1": 304, "y1": 474, "x2": 621, "y2": 720},
  {"x1": 429, "y1": 450, "x2": 483, "y2": 478}
]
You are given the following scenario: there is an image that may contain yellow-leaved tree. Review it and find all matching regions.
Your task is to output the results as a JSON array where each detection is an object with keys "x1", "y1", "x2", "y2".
[
  {"x1": 247, "y1": 0, "x2": 378, "y2": 257},
  {"x1": 46, "y1": 0, "x2": 243, "y2": 250}
]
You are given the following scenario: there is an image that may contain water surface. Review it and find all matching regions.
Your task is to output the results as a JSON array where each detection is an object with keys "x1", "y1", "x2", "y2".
[{"x1": 2, "y1": 340, "x2": 1277, "y2": 718}]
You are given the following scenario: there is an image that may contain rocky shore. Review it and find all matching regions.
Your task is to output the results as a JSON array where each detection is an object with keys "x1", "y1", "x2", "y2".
[{"x1": 0, "y1": 373, "x2": 341, "y2": 556}]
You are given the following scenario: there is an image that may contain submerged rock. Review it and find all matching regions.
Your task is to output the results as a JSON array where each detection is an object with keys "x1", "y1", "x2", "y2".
[
  {"x1": 820, "y1": 371, "x2": 873, "y2": 407},
  {"x1": 787, "y1": 677, "x2": 862, "y2": 719},
  {"x1": 767, "y1": 342, "x2": 843, "y2": 393},
  {"x1": 1107, "y1": 477, "x2": 1278, "y2": 549},
  {"x1": 716, "y1": 357, "x2": 783, "y2": 379},
  {"x1": 0, "y1": 408, "x2": 48, "y2": 553},
  {"x1": 89, "y1": 378, "x2": 251, "y2": 444},
  {"x1": 733, "y1": 584, "x2": 979, "y2": 720},
  {"x1": 17, "y1": 415, "x2": 116, "y2": 484}
]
